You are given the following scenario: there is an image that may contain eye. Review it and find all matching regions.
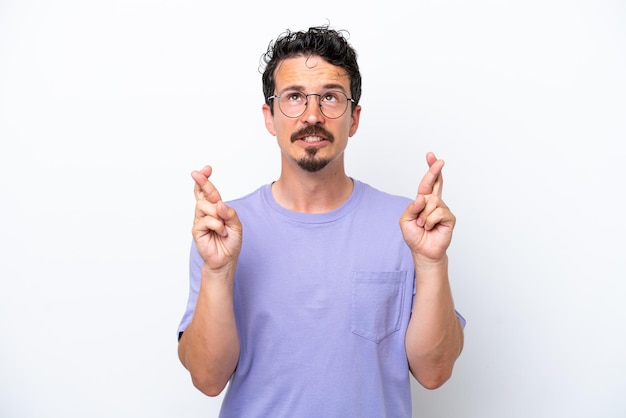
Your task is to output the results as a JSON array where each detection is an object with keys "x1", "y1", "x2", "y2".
[
  {"x1": 285, "y1": 92, "x2": 305, "y2": 102},
  {"x1": 321, "y1": 92, "x2": 340, "y2": 103}
]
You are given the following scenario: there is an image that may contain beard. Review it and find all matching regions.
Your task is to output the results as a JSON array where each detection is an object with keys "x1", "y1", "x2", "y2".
[
  {"x1": 297, "y1": 147, "x2": 331, "y2": 172},
  {"x1": 292, "y1": 125, "x2": 334, "y2": 173}
]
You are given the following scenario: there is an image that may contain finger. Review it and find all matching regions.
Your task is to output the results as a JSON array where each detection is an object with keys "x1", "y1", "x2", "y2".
[
  {"x1": 423, "y1": 206, "x2": 456, "y2": 231},
  {"x1": 426, "y1": 151, "x2": 438, "y2": 167},
  {"x1": 400, "y1": 195, "x2": 426, "y2": 221},
  {"x1": 199, "y1": 165, "x2": 212, "y2": 177},
  {"x1": 191, "y1": 166, "x2": 209, "y2": 200},
  {"x1": 432, "y1": 169, "x2": 444, "y2": 198},
  {"x1": 216, "y1": 201, "x2": 242, "y2": 231},
  {"x1": 428, "y1": 152, "x2": 445, "y2": 198},
  {"x1": 192, "y1": 214, "x2": 228, "y2": 237},
  {"x1": 417, "y1": 156, "x2": 444, "y2": 196},
  {"x1": 191, "y1": 166, "x2": 222, "y2": 203},
  {"x1": 194, "y1": 198, "x2": 219, "y2": 221},
  {"x1": 208, "y1": 201, "x2": 241, "y2": 238},
  {"x1": 192, "y1": 199, "x2": 232, "y2": 237},
  {"x1": 416, "y1": 195, "x2": 447, "y2": 226},
  {"x1": 399, "y1": 197, "x2": 427, "y2": 233}
]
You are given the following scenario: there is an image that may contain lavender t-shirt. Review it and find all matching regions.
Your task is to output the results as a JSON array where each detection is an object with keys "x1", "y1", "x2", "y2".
[{"x1": 178, "y1": 180, "x2": 460, "y2": 417}]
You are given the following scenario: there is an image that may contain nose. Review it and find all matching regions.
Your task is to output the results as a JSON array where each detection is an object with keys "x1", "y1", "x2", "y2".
[{"x1": 300, "y1": 94, "x2": 325, "y2": 122}]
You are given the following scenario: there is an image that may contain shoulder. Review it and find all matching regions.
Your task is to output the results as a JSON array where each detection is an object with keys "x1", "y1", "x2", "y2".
[
  {"x1": 225, "y1": 185, "x2": 268, "y2": 209},
  {"x1": 354, "y1": 180, "x2": 413, "y2": 209}
]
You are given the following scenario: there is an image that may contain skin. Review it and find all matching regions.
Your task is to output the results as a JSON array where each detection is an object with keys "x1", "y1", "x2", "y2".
[
  {"x1": 400, "y1": 153, "x2": 465, "y2": 388},
  {"x1": 263, "y1": 56, "x2": 361, "y2": 213},
  {"x1": 178, "y1": 55, "x2": 464, "y2": 396}
]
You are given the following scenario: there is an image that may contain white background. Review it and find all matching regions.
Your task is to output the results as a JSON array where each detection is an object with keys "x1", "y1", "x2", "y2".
[{"x1": 1, "y1": 0, "x2": 625, "y2": 417}]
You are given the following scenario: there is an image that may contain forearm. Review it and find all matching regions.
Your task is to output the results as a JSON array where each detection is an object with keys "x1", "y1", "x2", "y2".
[
  {"x1": 178, "y1": 264, "x2": 240, "y2": 397},
  {"x1": 405, "y1": 255, "x2": 464, "y2": 389}
]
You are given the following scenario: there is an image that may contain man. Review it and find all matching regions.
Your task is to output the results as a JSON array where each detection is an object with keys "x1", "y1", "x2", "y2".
[{"x1": 177, "y1": 25, "x2": 465, "y2": 417}]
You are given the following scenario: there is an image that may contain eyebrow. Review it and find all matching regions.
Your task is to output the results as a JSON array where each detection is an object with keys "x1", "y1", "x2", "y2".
[{"x1": 279, "y1": 83, "x2": 348, "y2": 94}]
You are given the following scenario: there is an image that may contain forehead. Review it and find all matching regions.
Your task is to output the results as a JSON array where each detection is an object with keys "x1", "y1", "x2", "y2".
[{"x1": 274, "y1": 55, "x2": 351, "y2": 92}]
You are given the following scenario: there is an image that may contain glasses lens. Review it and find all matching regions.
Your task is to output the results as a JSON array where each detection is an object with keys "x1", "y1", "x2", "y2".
[
  {"x1": 278, "y1": 92, "x2": 306, "y2": 118},
  {"x1": 319, "y1": 91, "x2": 348, "y2": 119},
  {"x1": 277, "y1": 91, "x2": 350, "y2": 119}
]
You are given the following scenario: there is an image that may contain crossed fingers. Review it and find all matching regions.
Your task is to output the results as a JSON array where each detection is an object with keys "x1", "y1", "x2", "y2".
[
  {"x1": 414, "y1": 152, "x2": 455, "y2": 232},
  {"x1": 417, "y1": 152, "x2": 444, "y2": 198},
  {"x1": 192, "y1": 165, "x2": 222, "y2": 204},
  {"x1": 191, "y1": 165, "x2": 229, "y2": 237}
]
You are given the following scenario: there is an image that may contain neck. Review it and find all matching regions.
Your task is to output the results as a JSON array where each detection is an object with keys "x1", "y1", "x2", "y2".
[{"x1": 272, "y1": 163, "x2": 353, "y2": 214}]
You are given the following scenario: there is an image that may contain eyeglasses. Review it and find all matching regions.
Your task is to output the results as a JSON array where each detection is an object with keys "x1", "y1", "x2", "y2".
[{"x1": 267, "y1": 90, "x2": 356, "y2": 119}]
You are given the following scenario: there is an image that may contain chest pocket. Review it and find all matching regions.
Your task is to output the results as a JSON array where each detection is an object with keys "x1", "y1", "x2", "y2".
[{"x1": 351, "y1": 271, "x2": 406, "y2": 343}]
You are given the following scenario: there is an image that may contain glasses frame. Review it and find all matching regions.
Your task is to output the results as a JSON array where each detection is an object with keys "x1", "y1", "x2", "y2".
[{"x1": 267, "y1": 90, "x2": 356, "y2": 119}]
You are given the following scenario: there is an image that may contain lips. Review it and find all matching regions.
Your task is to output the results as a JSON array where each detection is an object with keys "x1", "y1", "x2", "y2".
[
  {"x1": 291, "y1": 127, "x2": 334, "y2": 143},
  {"x1": 301, "y1": 136, "x2": 326, "y2": 143}
]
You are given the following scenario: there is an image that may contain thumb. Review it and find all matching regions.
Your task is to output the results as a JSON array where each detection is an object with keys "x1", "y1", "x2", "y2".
[
  {"x1": 216, "y1": 201, "x2": 242, "y2": 234},
  {"x1": 400, "y1": 195, "x2": 426, "y2": 224}
]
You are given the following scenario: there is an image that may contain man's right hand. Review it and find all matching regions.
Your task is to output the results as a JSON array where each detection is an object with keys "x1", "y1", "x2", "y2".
[{"x1": 191, "y1": 165, "x2": 242, "y2": 272}]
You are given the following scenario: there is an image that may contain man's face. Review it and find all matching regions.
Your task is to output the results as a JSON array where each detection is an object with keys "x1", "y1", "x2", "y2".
[{"x1": 263, "y1": 55, "x2": 361, "y2": 173}]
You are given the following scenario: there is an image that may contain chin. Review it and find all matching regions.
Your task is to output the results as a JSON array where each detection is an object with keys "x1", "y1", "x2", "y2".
[{"x1": 297, "y1": 158, "x2": 331, "y2": 172}]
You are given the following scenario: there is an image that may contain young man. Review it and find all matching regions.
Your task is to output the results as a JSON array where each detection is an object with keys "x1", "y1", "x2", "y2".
[{"x1": 177, "y1": 25, "x2": 465, "y2": 417}]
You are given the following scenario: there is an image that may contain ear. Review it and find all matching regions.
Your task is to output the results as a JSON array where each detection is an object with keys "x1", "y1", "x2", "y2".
[
  {"x1": 262, "y1": 103, "x2": 276, "y2": 136},
  {"x1": 348, "y1": 104, "x2": 362, "y2": 137}
]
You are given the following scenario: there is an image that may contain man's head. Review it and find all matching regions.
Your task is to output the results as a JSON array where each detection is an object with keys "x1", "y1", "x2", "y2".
[
  {"x1": 260, "y1": 25, "x2": 362, "y2": 113},
  {"x1": 260, "y1": 25, "x2": 362, "y2": 174}
]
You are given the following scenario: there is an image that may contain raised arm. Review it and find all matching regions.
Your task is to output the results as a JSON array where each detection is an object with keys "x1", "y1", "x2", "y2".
[
  {"x1": 178, "y1": 165, "x2": 242, "y2": 396},
  {"x1": 399, "y1": 152, "x2": 464, "y2": 389}
]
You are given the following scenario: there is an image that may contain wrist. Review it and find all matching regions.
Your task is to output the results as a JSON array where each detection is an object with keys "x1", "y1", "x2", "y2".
[
  {"x1": 201, "y1": 262, "x2": 237, "y2": 285},
  {"x1": 413, "y1": 253, "x2": 448, "y2": 273}
]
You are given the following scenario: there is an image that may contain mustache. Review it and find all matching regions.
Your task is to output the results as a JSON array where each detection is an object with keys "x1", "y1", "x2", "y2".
[{"x1": 290, "y1": 125, "x2": 334, "y2": 143}]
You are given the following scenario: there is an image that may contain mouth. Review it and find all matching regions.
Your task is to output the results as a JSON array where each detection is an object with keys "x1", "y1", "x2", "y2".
[
  {"x1": 300, "y1": 135, "x2": 327, "y2": 144},
  {"x1": 291, "y1": 127, "x2": 334, "y2": 145}
]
